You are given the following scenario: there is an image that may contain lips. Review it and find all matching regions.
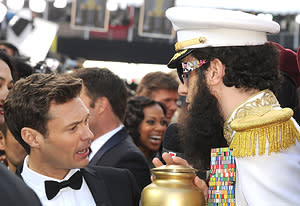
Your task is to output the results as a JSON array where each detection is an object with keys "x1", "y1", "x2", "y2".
[
  {"x1": 166, "y1": 112, "x2": 174, "y2": 119},
  {"x1": 76, "y1": 144, "x2": 90, "y2": 158},
  {"x1": 77, "y1": 148, "x2": 88, "y2": 154},
  {"x1": 149, "y1": 135, "x2": 162, "y2": 145},
  {"x1": 150, "y1": 136, "x2": 162, "y2": 141}
]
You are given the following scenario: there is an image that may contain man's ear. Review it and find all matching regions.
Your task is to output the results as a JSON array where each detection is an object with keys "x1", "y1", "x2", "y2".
[
  {"x1": 94, "y1": 97, "x2": 109, "y2": 115},
  {"x1": 206, "y1": 58, "x2": 226, "y2": 86},
  {"x1": 0, "y1": 131, "x2": 6, "y2": 150},
  {"x1": 21, "y1": 127, "x2": 41, "y2": 149}
]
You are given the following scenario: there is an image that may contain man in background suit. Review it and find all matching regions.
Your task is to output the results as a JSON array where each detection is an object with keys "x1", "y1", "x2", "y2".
[
  {"x1": 0, "y1": 163, "x2": 41, "y2": 205},
  {"x1": 72, "y1": 68, "x2": 151, "y2": 192},
  {"x1": 136, "y1": 71, "x2": 179, "y2": 123},
  {"x1": 4, "y1": 73, "x2": 139, "y2": 206}
]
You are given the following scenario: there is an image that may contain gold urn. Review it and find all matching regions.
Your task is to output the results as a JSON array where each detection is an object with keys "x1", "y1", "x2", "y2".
[{"x1": 141, "y1": 165, "x2": 205, "y2": 206}]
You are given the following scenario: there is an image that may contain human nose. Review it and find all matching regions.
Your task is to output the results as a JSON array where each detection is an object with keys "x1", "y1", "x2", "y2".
[
  {"x1": 0, "y1": 86, "x2": 9, "y2": 101},
  {"x1": 178, "y1": 82, "x2": 188, "y2": 97},
  {"x1": 155, "y1": 122, "x2": 166, "y2": 132},
  {"x1": 81, "y1": 125, "x2": 94, "y2": 142},
  {"x1": 169, "y1": 100, "x2": 177, "y2": 112}
]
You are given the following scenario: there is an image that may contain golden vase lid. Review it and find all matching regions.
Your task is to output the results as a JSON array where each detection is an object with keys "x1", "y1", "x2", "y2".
[{"x1": 152, "y1": 165, "x2": 197, "y2": 173}]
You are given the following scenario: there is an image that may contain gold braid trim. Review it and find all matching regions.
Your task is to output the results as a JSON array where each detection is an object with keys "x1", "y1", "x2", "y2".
[
  {"x1": 175, "y1": 37, "x2": 207, "y2": 51},
  {"x1": 229, "y1": 108, "x2": 300, "y2": 157}
]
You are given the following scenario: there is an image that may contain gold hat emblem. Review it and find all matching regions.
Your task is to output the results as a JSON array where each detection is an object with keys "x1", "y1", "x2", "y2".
[{"x1": 175, "y1": 37, "x2": 207, "y2": 51}]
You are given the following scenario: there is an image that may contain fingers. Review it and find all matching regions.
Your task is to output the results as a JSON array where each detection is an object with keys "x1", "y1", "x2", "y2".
[
  {"x1": 154, "y1": 153, "x2": 191, "y2": 167},
  {"x1": 161, "y1": 153, "x2": 174, "y2": 164},
  {"x1": 152, "y1": 153, "x2": 176, "y2": 167},
  {"x1": 193, "y1": 177, "x2": 208, "y2": 201},
  {"x1": 172, "y1": 156, "x2": 190, "y2": 166},
  {"x1": 152, "y1": 157, "x2": 163, "y2": 167},
  {"x1": 151, "y1": 175, "x2": 154, "y2": 182}
]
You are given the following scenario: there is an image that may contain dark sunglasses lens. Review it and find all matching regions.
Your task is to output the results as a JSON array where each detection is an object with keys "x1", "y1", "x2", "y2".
[
  {"x1": 182, "y1": 73, "x2": 189, "y2": 85},
  {"x1": 177, "y1": 67, "x2": 184, "y2": 84}
]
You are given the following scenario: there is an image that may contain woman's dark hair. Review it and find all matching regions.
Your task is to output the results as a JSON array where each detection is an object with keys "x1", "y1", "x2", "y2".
[
  {"x1": 191, "y1": 43, "x2": 280, "y2": 92},
  {"x1": 124, "y1": 96, "x2": 166, "y2": 146}
]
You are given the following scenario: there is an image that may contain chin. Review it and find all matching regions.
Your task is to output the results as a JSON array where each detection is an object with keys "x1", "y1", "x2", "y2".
[
  {"x1": 75, "y1": 159, "x2": 89, "y2": 169},
  {"x1": 150, "y1": 147, "x2": 160, "y2": 153}
]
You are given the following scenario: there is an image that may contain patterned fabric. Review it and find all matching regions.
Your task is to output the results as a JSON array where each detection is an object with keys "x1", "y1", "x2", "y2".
[{"x1": 208, "y1": 147, "x2": 236, "y2": 206}]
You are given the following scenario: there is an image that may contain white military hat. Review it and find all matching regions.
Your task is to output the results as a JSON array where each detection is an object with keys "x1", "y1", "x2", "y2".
[{"x1": 166, "y1": 7, "x2": 280, "y2": 68}]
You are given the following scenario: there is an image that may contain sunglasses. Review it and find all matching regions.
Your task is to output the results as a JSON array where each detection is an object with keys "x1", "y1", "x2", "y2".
[{"x1": 177, "y1": 59, "x2": 208, "y2": 84}]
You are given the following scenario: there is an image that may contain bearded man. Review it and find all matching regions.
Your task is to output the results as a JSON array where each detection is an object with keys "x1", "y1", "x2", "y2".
[{"x1": 154, "y1": 7, "x2": 300, "y2": 206}]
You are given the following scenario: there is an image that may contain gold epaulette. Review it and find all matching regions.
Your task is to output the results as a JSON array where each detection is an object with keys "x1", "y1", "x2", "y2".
[{"x1": 229, "y1": 108, "x2": 300, "y2": 157}]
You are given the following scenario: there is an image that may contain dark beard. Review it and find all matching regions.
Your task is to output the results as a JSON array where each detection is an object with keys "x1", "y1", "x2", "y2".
[{"x1": 179, "y1": 72, "x2": 228, "y2": 171}]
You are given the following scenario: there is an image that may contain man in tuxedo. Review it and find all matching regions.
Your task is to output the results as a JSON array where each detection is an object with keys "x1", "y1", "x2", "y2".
[
  {"x1": 72, "y1": 68, "x2": 151, "y2": 192},
  {"x1": 4, "y1": 73, "x2": 139, "y2": 206}
]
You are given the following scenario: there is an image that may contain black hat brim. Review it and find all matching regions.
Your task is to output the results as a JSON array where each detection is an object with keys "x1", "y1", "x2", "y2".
[{"x1": 167, "y1": 49, "x2": 194, "y2": 69}]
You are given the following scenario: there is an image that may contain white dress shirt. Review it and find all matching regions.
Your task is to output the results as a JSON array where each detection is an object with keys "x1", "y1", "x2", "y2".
[
  {"x1": 89, "y1": 124, "x2": 123, "y2": 160},
  {"x1": 21, "y1": 156, "x2": 96, "y2": 206}
]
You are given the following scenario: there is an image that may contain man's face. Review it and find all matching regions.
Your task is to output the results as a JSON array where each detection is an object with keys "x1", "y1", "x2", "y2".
[
  {"x1": 177, "y1": 54, "x2": 227, "y2": 169},
  {"x1": 178, "y1": 55, "x2": 203, "y2": 107},
  {"x1": 79, "y1": 86, "x2": 98, "y2": 140},
  {"x1": 37, "y1": 97, "x2": 93, "y2": 175},
  {"x1": 151, "y1": 89, "x2": 178, "y2": 123}
]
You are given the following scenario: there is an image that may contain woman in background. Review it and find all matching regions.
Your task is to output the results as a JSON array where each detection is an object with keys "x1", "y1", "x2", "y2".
[
  {"x1": 125, "y1": 96, "x2": 167, "y2": 168},
  {"x1": 0, "y1": 52, "x2": 18, "y2": 166}
]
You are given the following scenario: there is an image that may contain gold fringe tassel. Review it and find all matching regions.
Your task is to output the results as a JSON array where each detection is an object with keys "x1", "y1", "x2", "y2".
[{"x1": 230, "y1": 119, "x2": 300, "y2": 157}]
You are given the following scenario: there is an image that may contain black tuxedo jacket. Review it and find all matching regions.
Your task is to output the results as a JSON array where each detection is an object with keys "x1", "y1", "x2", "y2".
[
  {"x1": 0, "y1": 163, "x2": 41, "y2": 205},
  {"x1": 89, "y1": 127, "x2": 151, "y2": 192},
  {"x1": 16, "y1": 164, "x2": 140, "y2": 206},
  {"x1": 82, "y1": 165, "x2": 139, "y2": 206}
]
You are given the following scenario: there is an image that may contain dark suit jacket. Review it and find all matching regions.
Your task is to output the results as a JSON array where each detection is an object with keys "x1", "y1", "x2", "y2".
[
  {"x1": 82, "y1": 165, "x2": 140, "y2": 206},
  {"x1": 0, "y1": 163, "x2": 41, "y2": 206},
  {"x1": 16, "y1": 164, "x2": 140, "y2": 206},
  {"x1": 89, "y1": 128, "x2": 151, "y2": 192}
]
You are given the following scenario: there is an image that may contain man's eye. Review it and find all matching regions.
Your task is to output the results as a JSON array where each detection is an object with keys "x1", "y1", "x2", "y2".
[
  {"x1": 70, "y1": 125, "x2": 77, "y2": 131},
  {"x1": 8, "y1": 83, "x2": 14, "y2": 90}
]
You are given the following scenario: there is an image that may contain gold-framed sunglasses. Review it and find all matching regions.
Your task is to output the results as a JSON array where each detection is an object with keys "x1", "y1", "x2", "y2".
[{"x1": 177, "y1": 59, "x2": 208, "y2": 84}]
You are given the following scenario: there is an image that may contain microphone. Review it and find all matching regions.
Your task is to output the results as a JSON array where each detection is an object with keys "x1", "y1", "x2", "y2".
[{"x1": 162, "y1": 123, "x2": 184, "y2": 158}]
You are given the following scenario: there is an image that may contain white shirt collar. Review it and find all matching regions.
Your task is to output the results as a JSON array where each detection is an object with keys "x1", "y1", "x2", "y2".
[
  {"x1": 21, "y1": 156, "x2": 79, "y2": 196},
  {"x1": 21, "y1": 156, "x2": 96, "y2": 206},
  {"x1": 89, "y1": 125, "x2": 123, "y2": 160}
]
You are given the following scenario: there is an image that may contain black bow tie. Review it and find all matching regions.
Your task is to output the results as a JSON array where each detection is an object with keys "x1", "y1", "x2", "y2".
[{"x1": 44, "y1": 170, "x2": 83, "y2": 200}]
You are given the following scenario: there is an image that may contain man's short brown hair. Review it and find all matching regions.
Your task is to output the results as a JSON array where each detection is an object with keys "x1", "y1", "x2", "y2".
[
  {"x1": 136, "y1": 71, "x2": 178, "y2": 98},
  {"x1": 72, "y1": 67, "x2": 128, "y2": 122},
  {"x1": 4, "y1": 73, "x2": 82, "y2": 154}
]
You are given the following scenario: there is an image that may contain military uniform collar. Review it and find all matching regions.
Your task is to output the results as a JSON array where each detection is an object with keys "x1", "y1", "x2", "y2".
[{"x1": 223, "y1": 89, "x2": 280, "y2": 145}]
